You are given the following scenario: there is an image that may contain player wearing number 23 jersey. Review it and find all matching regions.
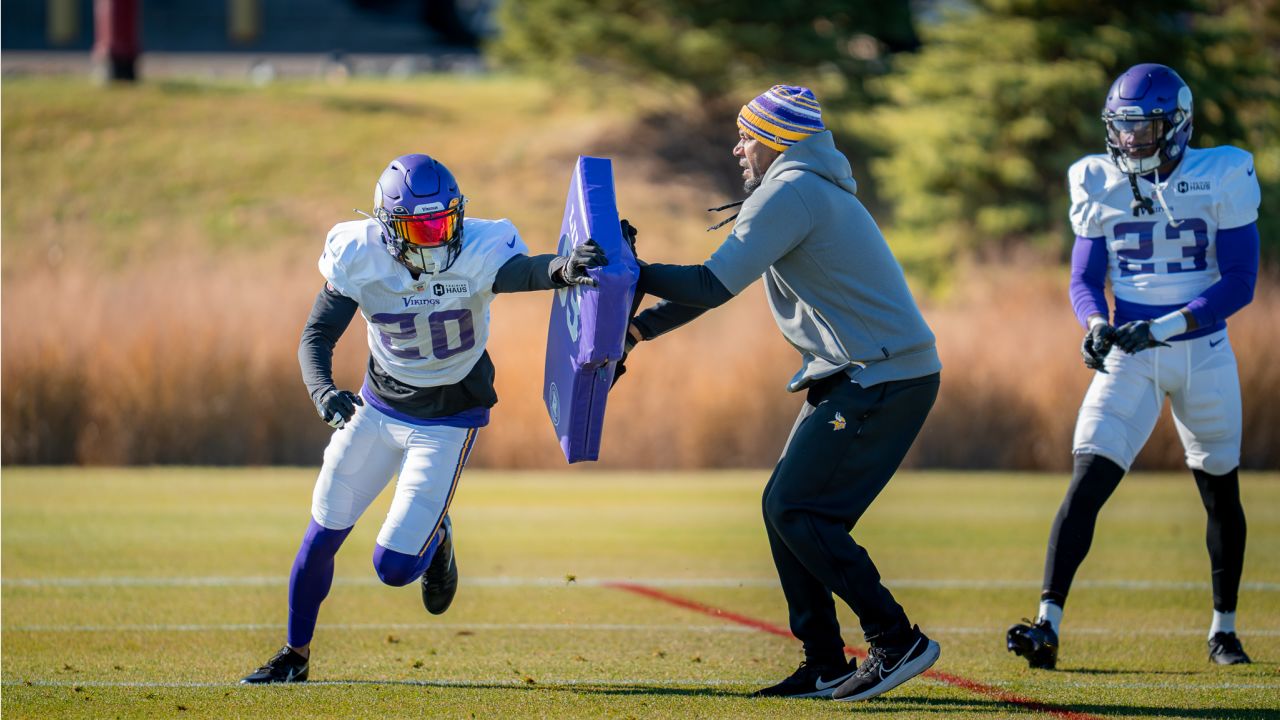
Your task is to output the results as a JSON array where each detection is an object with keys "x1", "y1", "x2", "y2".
[
  {"x1": 1007, "y1": 64, "x2": 1260, "y2": 672},
  {"x1": 241, "y1": 154, "x2": 607, "y2": 684}
]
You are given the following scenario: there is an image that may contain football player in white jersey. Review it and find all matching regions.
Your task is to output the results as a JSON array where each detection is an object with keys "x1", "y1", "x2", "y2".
[
  {"x1": 1007, "y1": 64, "x2": 1261, "y2": 669},
  {"x1": 241, "y1": 153, "x2": 607, "y2": 683}
]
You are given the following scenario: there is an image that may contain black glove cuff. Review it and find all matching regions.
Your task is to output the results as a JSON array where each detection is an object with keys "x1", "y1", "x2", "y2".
[{"x1": 548, "y1": 256, "x2": 571, "y2": 287}]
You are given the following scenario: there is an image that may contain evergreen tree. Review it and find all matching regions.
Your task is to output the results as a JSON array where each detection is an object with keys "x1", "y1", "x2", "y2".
[
  {"x1": 866, "y1": 0, "x2": 1279, "y2": 259},
  {"x1": 489, "y1": 0, "x2": 917, "y2": 104}
]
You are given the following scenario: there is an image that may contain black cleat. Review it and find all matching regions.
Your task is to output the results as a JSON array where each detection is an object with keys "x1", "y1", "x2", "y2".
[
  {"x1": 422, "y1": 516, "x2": 458, "y2": 615},
  {"x1": 240, "y1": 646, "x2": 309, "y2": 684},
  {"x1": 833, "y1": 626, "x2": 940, "y2": 702},
  {"x1": 1208, "y1": 632, "x2": 1251, "y2": 665},
  {"x1": 1007, "y1": 618, "x2": 1059, "y2": 669},
  {"x1": 751, "y1": 659, "x2": 857, "y2": 699}
]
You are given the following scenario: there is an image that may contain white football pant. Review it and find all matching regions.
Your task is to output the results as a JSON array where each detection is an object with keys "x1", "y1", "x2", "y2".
[
  {"x1": 1074, "y1": 330, "x2": 1241, "y2": 475},
  {"x1": 310, "y1": 401, "x2": 478, "y2": 555}
]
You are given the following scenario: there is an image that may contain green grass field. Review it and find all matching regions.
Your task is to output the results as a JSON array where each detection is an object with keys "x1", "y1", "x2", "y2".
[{"x1": 3, "y1": 468, "x2": 1278, "y2": 719}]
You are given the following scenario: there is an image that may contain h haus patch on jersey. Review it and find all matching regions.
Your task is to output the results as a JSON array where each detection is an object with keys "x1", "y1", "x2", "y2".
[
  {"x1": 429, "y1": 280, "x2": 472, "y2": 298},
  {"x1": 1176, "y1": 180, "x2": 1211, "y2": 194}
]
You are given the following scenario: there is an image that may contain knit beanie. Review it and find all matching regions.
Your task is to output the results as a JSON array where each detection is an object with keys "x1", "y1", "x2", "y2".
[{"x1": 737, "y1": 85, "x2": 825, "y2": 153}]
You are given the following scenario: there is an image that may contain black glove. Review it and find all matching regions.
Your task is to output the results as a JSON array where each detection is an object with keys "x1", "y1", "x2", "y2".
[
  {"x1": 316, "y1": 388, "x2": 363, "y2": 429},
  {"x1": 1081, "y1": 323, "x2": 1117, "y2": 373},
  {"x1": 556, "y1": 239, "x2": 607, "y2": 287},
  {"x1": 612, "y1": 326, "x2": 641, "y2": 388},
  {"x1": 1113, "y1": 320, "x2": 1171, "y2": 354},
  {"x1": 620, "y1": 218, "x2": 639, "y2": 257}
]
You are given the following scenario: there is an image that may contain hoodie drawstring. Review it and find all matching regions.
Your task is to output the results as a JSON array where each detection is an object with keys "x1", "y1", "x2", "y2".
[{"x1": 706, "y1": 201, "x2": 744, "y2": 232}]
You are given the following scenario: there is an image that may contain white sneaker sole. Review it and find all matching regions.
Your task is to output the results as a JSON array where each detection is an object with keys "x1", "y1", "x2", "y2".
[{"x1": 833, "y1": 639, "x2": 940, "y2": 702}]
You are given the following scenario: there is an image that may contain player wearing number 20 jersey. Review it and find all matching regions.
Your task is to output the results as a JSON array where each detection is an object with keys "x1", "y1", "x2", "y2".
[
  {"x1": 241, "y1": 154, "x2": 607, "y2": 684},
  {"x1": 1007, "y1": 64, "x2": 1260, "y2": 671}
]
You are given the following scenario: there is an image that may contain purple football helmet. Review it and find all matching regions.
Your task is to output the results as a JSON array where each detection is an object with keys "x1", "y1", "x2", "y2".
[
  {"x1": 1102, "y1": 63, "x2": 1193, "y2": 175},
  {"x1": 373, "y1": 154, "x2": 466, "y2": 274}
]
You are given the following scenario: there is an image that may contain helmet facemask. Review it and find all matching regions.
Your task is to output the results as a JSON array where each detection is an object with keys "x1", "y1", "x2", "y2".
[{"x1": 1103, "y1": 111, "x2": 1190, "y2": 175}]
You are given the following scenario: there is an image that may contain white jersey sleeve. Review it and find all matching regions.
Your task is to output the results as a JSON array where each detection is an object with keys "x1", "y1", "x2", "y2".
[
  {"x1": 1068, "y1": 154, "x2": 1111, "y2": 238},
  {"x1": 1214, "y1": 148, "x2": 1260, "y2": 230},
  {"x1": 468, "y1": 218, "x2": 529, "y2": 294},
  {"x1": 318, "y1": 219, "x2": 385, "y2": 304}
]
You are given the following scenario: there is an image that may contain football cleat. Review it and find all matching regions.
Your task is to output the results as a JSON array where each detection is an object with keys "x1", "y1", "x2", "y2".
[
  {"x1": 421, "y1": 516, "x2": 458, "y2": 615},
  {"x1": 240, "y1": 645, "x2": 309, "y2": 684},
  {"x1": 1208, "y1": 632, "x2": 1251, "y2": 665},
  {"x1": 1007, "y1": 618, "x2": 1059, "y2": 670},
  {"x1": 833, "y1": 626, "x2": 940, "y2": 702},
  {"x1": 751, "y1": 659, "x2": 857, "y2": 699}
]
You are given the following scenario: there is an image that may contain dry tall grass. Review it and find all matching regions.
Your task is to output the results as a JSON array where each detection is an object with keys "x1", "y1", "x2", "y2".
[
  {"x1": 3, "y1": 255, "x2": 1277, "y2": 470},
  {"x1": 3, "y1": 78, "x2": 1276, "y2": 471}
]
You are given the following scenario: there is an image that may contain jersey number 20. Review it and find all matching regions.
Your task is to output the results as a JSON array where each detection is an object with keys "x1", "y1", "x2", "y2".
[
  {"x1": 370, "y1": 310, "x2": 475, "y2": 360},
  {"x1": 1114, "y1": 218, "x2": 1209, "y2": 277}
]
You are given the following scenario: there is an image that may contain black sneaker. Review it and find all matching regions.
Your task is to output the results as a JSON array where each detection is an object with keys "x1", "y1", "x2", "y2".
[
  {"x1": 751, "y1": 659, "x2": 857, "y2": 699},
  {"x1": 1007, "y1": 617, "x2": 1058, "y2": 669},
  {"x1": 832, "y1": 626, "x2": 940, "y2": 702},
  {"x1": 421, "y1": 516, "x2": 458, "y2": 615},
  {"x1": 1208, "y1": 632, "x2": 1251, "y2": 665},
  {"x1": 240, "y1": 646, "x2": 309, "y2": 684}
]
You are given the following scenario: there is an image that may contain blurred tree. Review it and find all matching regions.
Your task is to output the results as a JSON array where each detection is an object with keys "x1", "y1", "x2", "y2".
[
  {"x1": 866, "y1": 0, "x2": 1280, "y2": 262},
  {"x1": 489, "y1": 0, "x2": 917, "y2": 105}
]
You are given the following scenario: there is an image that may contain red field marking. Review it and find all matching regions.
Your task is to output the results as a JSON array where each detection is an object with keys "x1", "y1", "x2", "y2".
[{"x1": 606, "y1": 581, "x2": 1103, "y2": 720}]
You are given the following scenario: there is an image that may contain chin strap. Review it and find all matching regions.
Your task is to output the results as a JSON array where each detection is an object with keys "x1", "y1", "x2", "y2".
[
  {"x1": 706, "y1": 200, "x2": 745, "y2": 232},
  {"x1": 1127, "y1": 174, "x2": 1155, "y2": 217},
  {"x1": 1125, "y1": 169, "x2": 1181, "y2": 228}
]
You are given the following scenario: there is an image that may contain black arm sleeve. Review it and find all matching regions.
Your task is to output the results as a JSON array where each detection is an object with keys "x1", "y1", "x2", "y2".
[
  {"x1": 299, "y1": 284, "x2": 359, "y2": 404},
  {"x1": 492, "y1": 253, "x2": 567, "y2": 293},
  {"x1": 632, "y1": 299, "x2": 711, "y2": 340},
  {"x1": 638, "y1": 263, "x2": 734, "y2": 308}
]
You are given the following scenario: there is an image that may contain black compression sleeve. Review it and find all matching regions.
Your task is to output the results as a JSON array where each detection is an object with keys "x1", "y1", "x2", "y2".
[
  {"x1": 638, "y1": 263, "x2": 734, "y2": 308},
  {"x1": 299, "y1": 285, "x2": 359, "y2": 404},
  {"x1": 632, "y1": 300, "x2": 710, "y2": 340},
  {"x1": 492, "y1": 254, "x2": 563, "y2": 293}
]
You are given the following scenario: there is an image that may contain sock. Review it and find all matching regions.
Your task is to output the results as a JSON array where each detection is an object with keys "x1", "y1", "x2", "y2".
[
  {"x1": 287, "y1": 518, "x2": 353, "y2": 648},
  {"x1": 1210, "y1": 610, "x2": 1236, "y2": 639},
  {"x1": 1038, "y1": 601, "x2": 1063, "y2": 634}
]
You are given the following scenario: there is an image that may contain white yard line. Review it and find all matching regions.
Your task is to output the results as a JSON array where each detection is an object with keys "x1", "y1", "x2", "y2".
[
  {"x1": 4, "y1": 622, "x2": 755, "y2": 633},
  {"x1": 6, "y1": 622, "x2": 1279, "y2": 637},
  {"x1": 4, "y1": 576, "x2": 1277, "y2": 591}
]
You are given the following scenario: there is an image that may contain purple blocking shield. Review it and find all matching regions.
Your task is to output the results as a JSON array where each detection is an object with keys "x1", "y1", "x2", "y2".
[{"x1": 543, "y1": 157, "x2": 640, "y2": 463}]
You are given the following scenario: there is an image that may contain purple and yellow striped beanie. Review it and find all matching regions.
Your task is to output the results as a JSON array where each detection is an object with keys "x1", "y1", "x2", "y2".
[{"x1": 737, "y1": 85, "x2": 825, "y2": 152}]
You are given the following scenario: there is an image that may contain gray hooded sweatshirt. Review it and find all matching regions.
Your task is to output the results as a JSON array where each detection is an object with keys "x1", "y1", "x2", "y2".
[{"x1": 704, "y1": 131, "x2": 941, "y2": 391}]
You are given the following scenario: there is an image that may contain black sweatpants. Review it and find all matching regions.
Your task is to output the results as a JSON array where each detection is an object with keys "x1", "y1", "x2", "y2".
[{"x1": 761, "y1": 371, "x2": 940, "y2": 664}]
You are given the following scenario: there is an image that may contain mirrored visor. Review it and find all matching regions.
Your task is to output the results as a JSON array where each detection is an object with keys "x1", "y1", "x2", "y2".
[
  {"x1": 1106, "y1": 118, "x2": 1164, "y2": 155},
  {"x1": 387, "y1": 208, "x2": 461, "y2": 248}
]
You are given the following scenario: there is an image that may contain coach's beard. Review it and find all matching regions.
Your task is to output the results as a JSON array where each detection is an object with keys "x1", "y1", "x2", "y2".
[{"x1": 742, "y1": 159, "x2": 763, "y2": 194}]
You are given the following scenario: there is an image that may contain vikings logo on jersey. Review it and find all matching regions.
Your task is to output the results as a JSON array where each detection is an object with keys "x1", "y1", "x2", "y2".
[
  {"x1": 319, "y1": 216, "x2": 528, "y2": 388},
  {"x1": 1068, "y1": 146, "x2": 1260, "y2": 309}
]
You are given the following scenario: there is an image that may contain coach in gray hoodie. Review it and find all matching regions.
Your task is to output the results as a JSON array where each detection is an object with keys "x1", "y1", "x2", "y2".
[{"x1": 627, "y1": 85, "x2": 941, "y2": 703}]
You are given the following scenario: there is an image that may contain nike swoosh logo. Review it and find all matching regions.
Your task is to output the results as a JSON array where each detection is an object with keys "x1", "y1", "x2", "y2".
[
  {"x1": 506, "y1": 237, "x2": 517, "y2": 248},
  {"x1": 1247, "y1": 167, "x2": 1255, "y2": 176},
  {"x1": 814, "y1": 673, "x2": 850, "y2": 691},
  {"x1": 879, "y1": 638, "x2": 922, "y2": 679},
  {"x1": 1210, "y1": 337, "x2": 1224, "y2": 348}
]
